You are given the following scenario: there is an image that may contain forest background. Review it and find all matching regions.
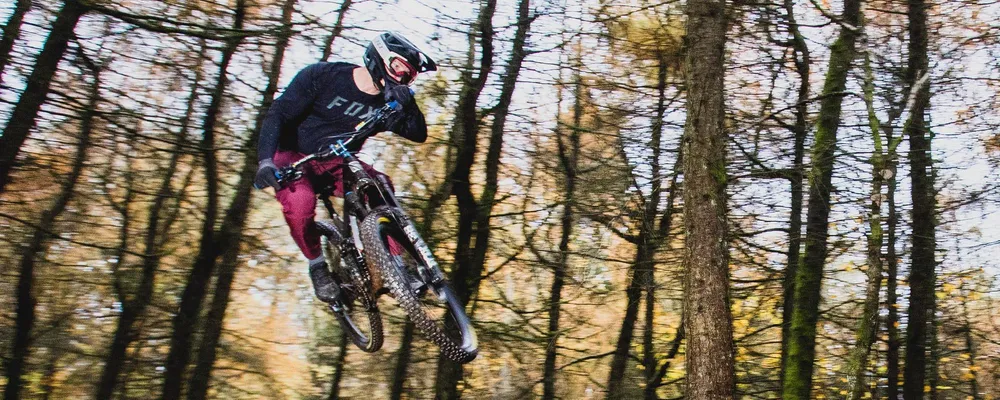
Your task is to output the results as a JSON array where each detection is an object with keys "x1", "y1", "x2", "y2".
[{"x1": 0, "y1": 0, "x2": 998, "y2": 399}]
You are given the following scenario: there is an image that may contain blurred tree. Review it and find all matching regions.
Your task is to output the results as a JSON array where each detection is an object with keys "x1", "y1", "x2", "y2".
[
  {"x1": 543, "y1": 35, "x2": 580, "y2": 400},
  {"x1": 884, "y1": 56, "x2": 905, "y2": 400},
  {"x1": 0, "y1": 0, "x2": 32, "y2": 88},
  {"x1": 94, "y1": 48, "x2": 205, "y2": 399},
  {"x1": 320, "y1": 0, "x2": 353, "y2": 62},
  {"x1": 845, "y1": 38, "x2": 892, "y2": 399},
  {"x1": 958, "y1": 282, "x2": 982, "y2": 399},
  {"x1": 902, "y1": 0, "x2": 937, "y2": 397},
  {"x1": 0, "y1": 0, "x2": 88, "y2": 195},
  {"x1": 186, "y1": 1, "x2": 298, "y2": 399},
  {"x1": 776, "y1": 0, "x2": 810, "y2": 383},
  {"x1": 3, "y1": 47, "x2": 102, "y2": 399},
  {"x1": 589, "y1": 5, "x2": 685, "y2": 398},
  {"x1": 433, "y1": 0, "x2": 496, "y2": 398},
  {"x1": 781, "y1": 0, "x2": 863, "y2": 396},
  {"x1": 160, "y1": 2, "x2": 248, "y2": 398},
  {"x1": 436, "y1": 0, "x2": 535, "y2": 393},
  {"x1": 327, "y1": 329, "x2": 349, "y2": 399}
]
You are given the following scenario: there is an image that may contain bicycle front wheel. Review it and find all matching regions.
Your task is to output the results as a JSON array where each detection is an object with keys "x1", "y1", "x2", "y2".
[
  {"x1": 318, "y1": 220, "x2": 383, "y2": 353},
  {"x1": 358, "y1": 207, "x2": 478, "y2": 363}
]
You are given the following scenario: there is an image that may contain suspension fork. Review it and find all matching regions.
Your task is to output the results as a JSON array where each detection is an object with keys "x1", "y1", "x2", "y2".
[
  {"x1": 377, "y1": 185, "x2": 446, "y2": 285},
  {"x1": 401, "y1": 214, "x2": 446, "y2": 285}
]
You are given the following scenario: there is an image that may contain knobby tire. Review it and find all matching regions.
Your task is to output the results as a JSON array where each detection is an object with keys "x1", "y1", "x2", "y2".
[
  {"x1": 317, "y1": 220, "x2": 383, "y2": 352},
  {"x1": 358, "y1": 207, "x2": 478, "y2": 363}
]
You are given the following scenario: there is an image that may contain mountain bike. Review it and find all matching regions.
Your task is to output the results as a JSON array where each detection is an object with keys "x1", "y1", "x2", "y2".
[{"x1": 267, "y1": 102, "x2": 478, "y2": 363}]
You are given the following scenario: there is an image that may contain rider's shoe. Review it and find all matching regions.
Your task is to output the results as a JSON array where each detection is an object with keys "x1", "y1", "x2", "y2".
[{"x1": 309, "y1": 261, "x2": 341, "y2": 304}]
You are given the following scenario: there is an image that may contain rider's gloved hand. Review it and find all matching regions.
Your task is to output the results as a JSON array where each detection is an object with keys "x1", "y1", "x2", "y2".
[
  {"x1": 254, "y1": 158, "x2": 281, "y2": 191},
  {"x1": 384, "y1": 84, "x2": 414, "y2": 110}
]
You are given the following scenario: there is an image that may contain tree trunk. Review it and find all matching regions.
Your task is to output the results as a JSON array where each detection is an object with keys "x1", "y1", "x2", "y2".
[
  {"x1": 160, "y1": 3, "x2": 247, "y2": 399},
  {"x1": 607, "y1": 139, "x2": 671, "y2": 400},
  {"x1": 902, "y1": 0, "x2": 935, "y2": 397},
  {"x1": 185, "y1": 2, "x2": 294, "y2": 398},
  {"x1": 606, "y1": 243, "x2": 652, "y2": 400},
  {"x1": 781, "y1": 0, "x2": 862, "y2": 396},
  {"x1": 396, "y1": 151, "x2": 458, "y2": 398},
  {"x1": 681, "y1": 0, "x2": 735, "y2": 398},
  {"x1": 0, "y1": 0, "x2": 32, "y2": 88},
  {"x1": 389, "y1": 321, "x2": 416, "y2": 400},
  {"x1": 433, "y1": 1, "x2": 496, "y2": 398},
  {"x1": 846, "y1": 49, "x2": 888, "y2": 399},
  {"x1": 543, "y1": 207, "x2": 569, "y2": 400},
  {"x1": 3, "y1": 60, "x2": 98, "y2": 400},
  {"x1": 780, "y1": 0, "x2": 810, "y2": 385},
  {"x1": 184, "y1": 216, "x2": 248, "y2": 400},
  {"x1": 0, "y1": 0, "x2": 87, "y2": 195},
  {"x1": 184, "y1": 244, "x2": 236, "y2": 400},
  {"x1": 649, "y1": 323, "x2": 684, "y2": 395},
  {"x1": 467, "y1": 0, "x2": 529, "y2": 305},
  {"x1": 642, "y1": 275, "x2": 656, "y2": 400},
  {"x1": 319, "y1": 0, "x2": 352, "y2": 62}
]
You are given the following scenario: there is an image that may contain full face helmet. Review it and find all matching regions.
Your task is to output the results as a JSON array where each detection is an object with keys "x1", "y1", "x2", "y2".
[{"x1": 363, "y1": 31, "x2": 437, "y2": 90}]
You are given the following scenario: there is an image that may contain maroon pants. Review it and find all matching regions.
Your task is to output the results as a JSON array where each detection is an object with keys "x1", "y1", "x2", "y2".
[{"x1": 273, "y1": 149, "x2": 394, "y2": 260}]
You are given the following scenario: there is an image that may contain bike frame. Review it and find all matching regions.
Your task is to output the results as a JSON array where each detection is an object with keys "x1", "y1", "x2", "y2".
[{"x1": 277, "y1": 104, "x2": 447, "y2": 290}]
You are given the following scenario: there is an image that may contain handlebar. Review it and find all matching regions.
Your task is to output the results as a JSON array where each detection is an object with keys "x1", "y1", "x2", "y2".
[
  {"x1": 262, "y1": 100, "x2": 403, "y2": 188},
  {"x1": 332, "y1": 100, "x2": 403, "y2": 154}
]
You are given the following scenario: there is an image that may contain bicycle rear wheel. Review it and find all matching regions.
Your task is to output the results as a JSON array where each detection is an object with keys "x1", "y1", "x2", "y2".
[
  {"x1": 358, "y1": 207, "x2": 478, "y2": 363},
  {"x1": 317, "y1": 220, "x2": 383, "y2": 352}
]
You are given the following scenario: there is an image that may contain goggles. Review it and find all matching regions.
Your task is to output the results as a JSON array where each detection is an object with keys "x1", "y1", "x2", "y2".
[{"x1": 386, "y1": 56, "x2": 418, "y2": 85}]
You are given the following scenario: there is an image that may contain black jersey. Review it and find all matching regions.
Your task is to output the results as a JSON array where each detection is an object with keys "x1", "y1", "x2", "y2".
[{"x1": 257, "y1": 62, "x2": 427, "y2": 162}]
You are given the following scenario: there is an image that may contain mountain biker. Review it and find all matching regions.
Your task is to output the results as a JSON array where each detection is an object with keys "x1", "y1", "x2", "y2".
[{"x1": 254, "y1": 31, "x2": 437, "y2": 304}]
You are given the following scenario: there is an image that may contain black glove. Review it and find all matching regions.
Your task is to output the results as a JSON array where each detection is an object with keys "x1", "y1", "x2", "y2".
[
  {"x1": 384, "y1": 84, "x2": 415, "y2": 110},
  {"x1": 254, "y1": 158, "x2": 280, "y2": 190}
]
